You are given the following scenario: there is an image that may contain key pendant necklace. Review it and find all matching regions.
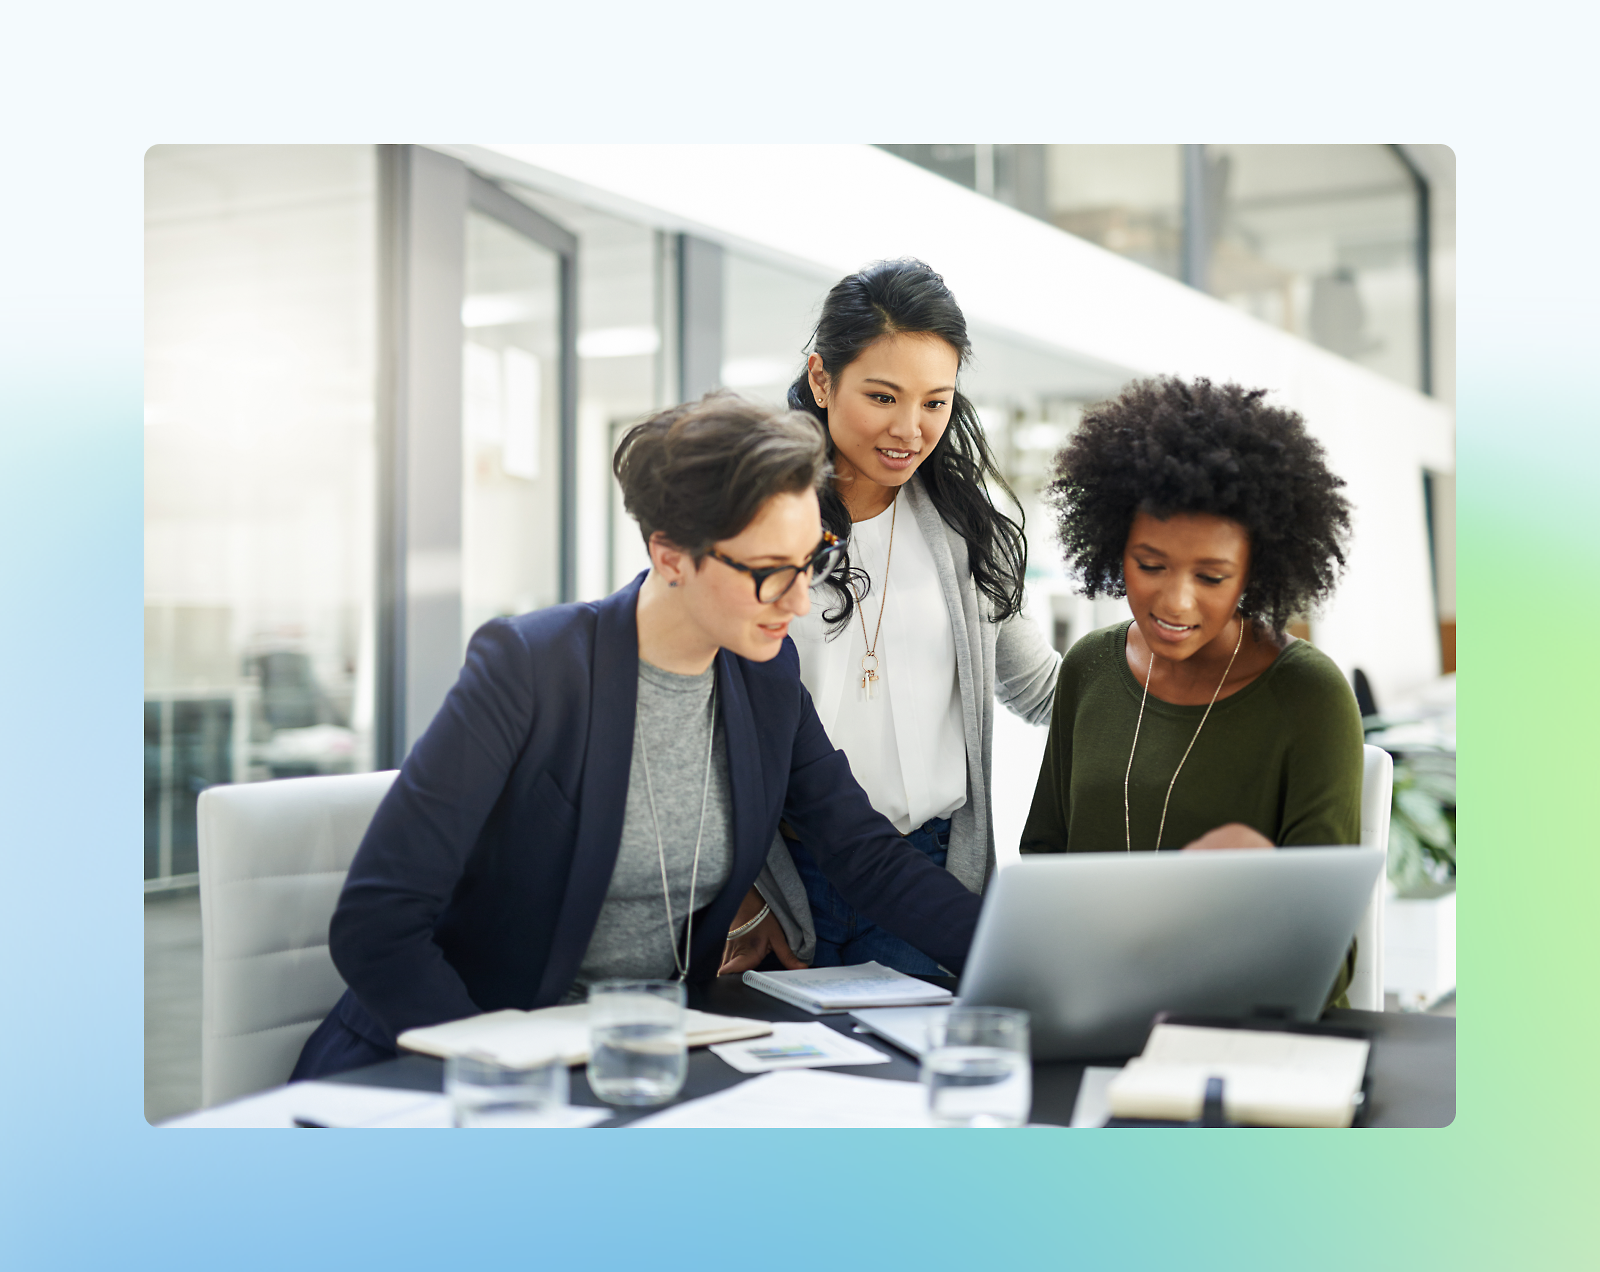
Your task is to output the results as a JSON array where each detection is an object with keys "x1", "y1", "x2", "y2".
[{"x1": 849, "y1": 495, "x2": 898, "y2": 700}]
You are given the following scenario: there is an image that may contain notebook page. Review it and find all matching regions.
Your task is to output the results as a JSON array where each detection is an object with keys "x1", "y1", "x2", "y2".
[{"x1": 1108, "y1": 1024, "x2": 1370, "y2": 1128}]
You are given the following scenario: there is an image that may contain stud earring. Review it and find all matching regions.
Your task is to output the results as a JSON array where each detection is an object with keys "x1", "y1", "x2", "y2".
[{"x1": 668, "y1": 580, "x2": 678, "y2": 588}]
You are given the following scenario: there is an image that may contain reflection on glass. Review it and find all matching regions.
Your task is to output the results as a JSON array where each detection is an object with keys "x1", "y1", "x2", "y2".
[
  {"x1": 1042, "y1": 145, "x2": 1185, "y2": 280},
  {"x1": 461, "y1": 211, "x2": 562, "y2": 642},
  {"x1": 144, "y1": 144, "x2": 377, "y2": 887},
  {"x1": 877, "y1": 143, "x2": 1426, "y2": 392},
  {"x1": 722, "y1": 252, "x2": 830, "y2": 409},
  {"x1": 1206, "y1": 144, "x2": 1420, "y2": 389},
  {"x1": 502, "y1": 187, "x2": 674, "y2": 598}
]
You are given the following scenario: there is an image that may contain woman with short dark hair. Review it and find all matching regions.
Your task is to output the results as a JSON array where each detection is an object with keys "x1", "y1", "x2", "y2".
[
  {"x1": 721, "y1": 259, "x2": 1059, "y2": 977},
  {"x1": 291, "y1": 393, "x2": 983, "y2": 1080},
  {"x1": 1020, "y1": 376, "x2": 1362, "y2": 998}
]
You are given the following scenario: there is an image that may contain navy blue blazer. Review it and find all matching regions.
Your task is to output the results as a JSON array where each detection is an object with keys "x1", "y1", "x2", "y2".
[{"x1": 306, "y1": 574, "x2": 983, "y2": 1067}]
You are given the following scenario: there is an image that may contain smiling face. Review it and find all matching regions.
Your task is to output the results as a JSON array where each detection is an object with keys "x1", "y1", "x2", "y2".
[
  {"x1": 658, "y1": 488, "x2": 823, "y2": 663},
  {"x1": 807, "y1": 331, "x2": 960, "y2": 519},
  {"x1": 1122, "y1": 510, "x2": 1252, "y2": 662}
]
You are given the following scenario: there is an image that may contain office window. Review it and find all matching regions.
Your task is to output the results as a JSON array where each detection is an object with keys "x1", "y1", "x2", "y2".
[
  {"x1": 498, "y1": 187, "x2": 665, "y2": 598},
  {"x1": 722, "y1": 251, "x2": 831, "y2": 408},
  {"x1": 1206, "y1": 144, "x2": 1423, "y2": 391},
  {"x1": 461, "y1": 209, "x2": 563, "y2": 639},
  {"x1": 878, "y1": 144, "x2": 1051, "y2": 219},
  {"x1": 880, "y1": 144, "x2": 1429, "y2": 394},
  {"x1": 1042, "y1": 145, "x2": 1186, "y2": 281},
  {"x1": 144, "y1": 145, "x2": 379, "y2": 887}
]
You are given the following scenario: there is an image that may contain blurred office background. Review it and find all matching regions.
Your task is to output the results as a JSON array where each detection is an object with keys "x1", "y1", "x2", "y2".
[{"x1": 146, "y1": 144, "x2": 1456, "y2": 1120}]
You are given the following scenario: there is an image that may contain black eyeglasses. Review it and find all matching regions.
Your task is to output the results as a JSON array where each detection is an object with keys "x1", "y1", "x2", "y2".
[{"x1": 707, "y1": 532, "x2": 845, "y2": 604}]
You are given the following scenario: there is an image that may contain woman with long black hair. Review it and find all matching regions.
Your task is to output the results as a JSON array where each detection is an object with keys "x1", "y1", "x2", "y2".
[{"x1": 720, "y1": 259, "x2": 1059, "y2": 976}]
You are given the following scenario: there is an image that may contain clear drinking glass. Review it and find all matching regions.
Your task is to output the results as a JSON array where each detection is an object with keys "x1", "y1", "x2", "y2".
[
  {"x1": 921, "y1": 1006, "x2": 1032, "y2": 1128},
  {"x1": 445, "y1": 1051, "x2": 571, "y2": 1127},
  {"x1": 586, "y1": 979, "x2": 688, "y2": 1106}
]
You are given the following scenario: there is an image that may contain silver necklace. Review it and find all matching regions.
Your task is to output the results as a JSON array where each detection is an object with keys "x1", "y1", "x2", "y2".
[
  {"x1": 635, "y1": 677, "x2": 718, "y2": 981},
  {"x1": 1123, "y1": 617, "x2": 1246, "y2": 853}
]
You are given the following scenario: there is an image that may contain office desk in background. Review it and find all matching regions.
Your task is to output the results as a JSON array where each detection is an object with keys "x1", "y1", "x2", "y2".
[{"x1": 325, "y1": 976, "x2": 1455, "y2": 1128}]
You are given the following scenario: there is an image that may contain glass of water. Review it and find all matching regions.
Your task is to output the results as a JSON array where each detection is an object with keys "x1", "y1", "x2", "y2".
[
  {"x1": 445, "y1": 1051, "x2": 570, "y2": 1127},
  {"x1": 921, "y1": 1006, "x2": 1031, "y2": 1127},
  {"x1": 586, "y1": 979, "x2": 688, "y2": 1106}
]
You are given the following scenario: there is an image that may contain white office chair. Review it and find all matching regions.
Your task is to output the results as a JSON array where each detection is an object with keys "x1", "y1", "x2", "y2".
[
  {"x1": 197, "y1": 769, "x2": 398, "y2": 1107},
  {"x1": 1346, "y1": 745, "x2": 1393, "y2": 1012}
]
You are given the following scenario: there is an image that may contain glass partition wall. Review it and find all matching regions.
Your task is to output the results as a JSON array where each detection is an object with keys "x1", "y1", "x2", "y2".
[
  {"x1": 143, "y1": 146, "x2": 579, "y2": 889},
  {"x1": 494, "y1": 186, "x2": 672, "y2": 599},
  {"x1": 145, "y1": 145, "x2": 379, "y2": 888},
  {"x1": 461, "y1": 209, "x2": 564, "y2": 637}
]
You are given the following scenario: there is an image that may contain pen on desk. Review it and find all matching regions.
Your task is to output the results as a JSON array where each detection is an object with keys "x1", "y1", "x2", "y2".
[{"x1": 293, "y1": 1118, "x2": 330, "y2": 1128}]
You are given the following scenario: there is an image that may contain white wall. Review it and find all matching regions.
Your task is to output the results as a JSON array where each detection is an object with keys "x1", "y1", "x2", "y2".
[{"x1": 454, "y1": 144, "x2": 1453, "y2": 705}]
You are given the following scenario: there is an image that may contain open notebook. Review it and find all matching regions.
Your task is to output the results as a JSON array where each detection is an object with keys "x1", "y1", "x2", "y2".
[
  {"x1": 1106, "y1": 1022, "x2": 1371, "y2": 1128},
  {"x1": 397, "y1": 1004, "x2": 771, "y2": 1068}
]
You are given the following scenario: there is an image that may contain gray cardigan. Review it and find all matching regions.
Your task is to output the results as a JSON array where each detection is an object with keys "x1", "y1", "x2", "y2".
[{"x1": 756, "y1": 474, "x2": 1061, "y2": 961}]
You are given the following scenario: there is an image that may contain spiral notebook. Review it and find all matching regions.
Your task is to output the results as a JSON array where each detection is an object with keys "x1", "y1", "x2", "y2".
[{"x1": 742, "y1": 962, "x2": 955, "y2": 1014}]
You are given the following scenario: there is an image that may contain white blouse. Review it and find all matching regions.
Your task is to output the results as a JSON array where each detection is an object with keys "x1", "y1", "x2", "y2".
[{"x1": 789, "y1": 497, "x2": 968, "y2": 835}]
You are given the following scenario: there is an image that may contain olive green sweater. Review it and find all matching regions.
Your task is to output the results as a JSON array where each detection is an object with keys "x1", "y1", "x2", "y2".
[
  {"x1": 1020, "y1": 621, "x2": 1364, "y2": 1005},
  {"x1": 1021, "y1": 622, "x2": 1362, "y2": 854}
]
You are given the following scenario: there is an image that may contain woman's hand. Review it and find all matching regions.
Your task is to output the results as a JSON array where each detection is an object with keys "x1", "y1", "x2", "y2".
[
  {"x1": 1181, "y1": 822, "x2": 1275, "y2": 851},
  {"x1": 719, "y1": 887, "x2": 808, "y2": 974}
]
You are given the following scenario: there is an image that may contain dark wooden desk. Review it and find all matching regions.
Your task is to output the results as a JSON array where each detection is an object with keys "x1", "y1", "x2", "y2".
[{"x1": 327, "y1": 977, "x2": 1455, "y2": 1128}]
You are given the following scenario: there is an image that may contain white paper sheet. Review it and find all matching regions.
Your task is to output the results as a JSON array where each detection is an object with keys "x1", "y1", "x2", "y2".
[
  {"x1": 161, "y1": 1082, "x2": 615, "y2": 1129},
  {"x1": 1068, "y1": 1066, "x2": 1123, "y2": 1128},
  {"x1": 161, "y1": 1082, "x2": 450, "y2": 1129},
  {"x1": 629, "y1": 1069, "x2": 934, "y2": 1128},
  {"x1": 709, "y1": 1022, "x2": 892, "y2": 1073},
  {"x1": 367, "y1": 1101, "x2": 612, "y2": 1129}
]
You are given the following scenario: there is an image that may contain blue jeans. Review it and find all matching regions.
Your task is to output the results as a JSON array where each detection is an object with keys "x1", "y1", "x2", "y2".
[{"x1": 786, "y1": 816, "x2": 952, "y2": 975}]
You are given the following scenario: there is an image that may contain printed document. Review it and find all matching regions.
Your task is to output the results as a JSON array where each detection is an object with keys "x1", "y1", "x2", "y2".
[
  {"x1": 629, "y1": 1069, "x2": 934, "y2": 1128},
  {"x1": 709, "y1": 1021, "x2": 892, "y2": 1073}
]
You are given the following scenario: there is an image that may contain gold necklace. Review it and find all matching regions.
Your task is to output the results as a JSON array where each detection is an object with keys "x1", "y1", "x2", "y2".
[
  {"x1": 1122, "y1": 616, "x2": 1247, "y2": 853},
  {"x1": 848, "y1": 495, "x2": 897, "y2": 700}
]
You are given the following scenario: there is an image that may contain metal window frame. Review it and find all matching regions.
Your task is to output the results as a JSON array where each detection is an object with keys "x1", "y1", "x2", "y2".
[
  {"x1": 1180, "y1": 144, "x2": 1210, "y2": 293},
  {"x1": 677, "y1": 233, "x2": 723, "y2": 401},
  {"x1": 1389, "y1": 144, "x2": 1434, "y2": 398}
]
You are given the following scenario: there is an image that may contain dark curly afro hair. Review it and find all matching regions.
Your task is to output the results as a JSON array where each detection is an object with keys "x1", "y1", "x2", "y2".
[{"x1": 1047, "y1": 376, "x2": 1352, "y2": 635}]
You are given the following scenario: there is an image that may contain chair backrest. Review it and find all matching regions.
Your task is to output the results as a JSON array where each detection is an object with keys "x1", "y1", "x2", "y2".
[
  {"x1": 197, "y1": 770, "x2": 397, "y2": 1107},
  {"x1": 1347, "y1": 745, "x2": 1393, "y2": 1011}
]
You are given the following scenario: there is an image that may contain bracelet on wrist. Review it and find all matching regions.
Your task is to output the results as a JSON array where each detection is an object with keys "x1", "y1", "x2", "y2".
[{"x1": 725, "y1": 904, "x2": 771, "y2": 942}]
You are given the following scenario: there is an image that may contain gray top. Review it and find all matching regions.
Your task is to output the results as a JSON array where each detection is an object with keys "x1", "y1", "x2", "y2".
[
  {"x1": 757, "y1": 472, "x2": 1061, "y2": 961},
  {"x1": 572, "y1": 658, "x2": 733, "y2": 993}
]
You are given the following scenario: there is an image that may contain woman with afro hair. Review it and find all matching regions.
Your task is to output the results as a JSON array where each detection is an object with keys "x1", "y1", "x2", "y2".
[{"x1": 1021, "y1": 377, "x2": 1363, "y2": 937}]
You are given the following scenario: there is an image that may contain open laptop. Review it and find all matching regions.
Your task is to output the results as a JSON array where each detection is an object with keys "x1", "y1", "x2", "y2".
[{"x1": 945, "y1": 847, "x2": 1384, "y2": 1060}]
